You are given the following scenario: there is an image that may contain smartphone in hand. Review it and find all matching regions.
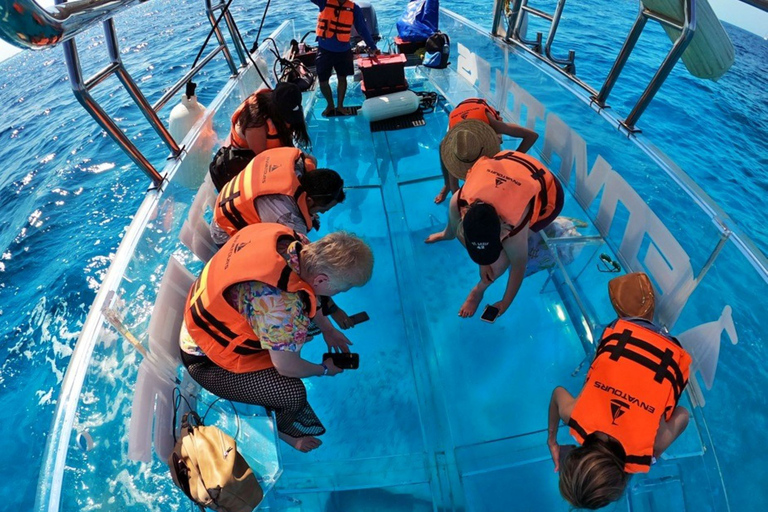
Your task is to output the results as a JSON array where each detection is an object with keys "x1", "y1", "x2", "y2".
[
  {"x1": 348, "y1": 311, "x2": 370, "y2": 326},
  {"x1": 323, "y1": 352, "x2": 360, "y2": 370},
  {"x1": 481, "y1": 305, "x2": 500, "y2": 323}
]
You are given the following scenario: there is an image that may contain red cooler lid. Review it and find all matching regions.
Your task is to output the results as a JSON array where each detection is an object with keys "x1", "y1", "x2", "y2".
[{"x1": 357, "y1": 53, "x2": 407, "y2": 69}]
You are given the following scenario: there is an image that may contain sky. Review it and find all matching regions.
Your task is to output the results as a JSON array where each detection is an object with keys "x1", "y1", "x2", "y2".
[{"x1": 0, "y1": 0, "x2": 766, "y2": 64}]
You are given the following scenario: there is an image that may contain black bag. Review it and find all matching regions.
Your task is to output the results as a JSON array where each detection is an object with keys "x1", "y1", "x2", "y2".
[
  {"x1": 208, "y1": 145, "x2": 255, "y2": 192},
  {"x1": 279, "y1": 58, "x2": 316, "y2": 92},
  {"x1": 423, "y1": 31, "x2": 450, "y2": 69}
]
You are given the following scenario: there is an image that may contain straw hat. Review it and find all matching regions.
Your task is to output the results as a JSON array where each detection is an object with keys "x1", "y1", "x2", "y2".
[{"x1": 440, "y1": 120, "x2": 501, "y2": 180}]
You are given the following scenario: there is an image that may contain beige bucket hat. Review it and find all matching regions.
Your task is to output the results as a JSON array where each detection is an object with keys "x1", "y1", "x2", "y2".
[{"x1": 440, "y1": 120, "x2": 501, "y2": 180}]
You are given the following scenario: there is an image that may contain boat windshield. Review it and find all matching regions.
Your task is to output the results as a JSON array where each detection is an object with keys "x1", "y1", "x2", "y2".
[{"x1": 37, "y1": 9, "x2": 768, "y2": 512}]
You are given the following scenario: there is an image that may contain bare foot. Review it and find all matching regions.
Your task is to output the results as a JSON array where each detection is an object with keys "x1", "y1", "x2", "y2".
[
  {"x1": 425, "y1": 231, "x2": 447, "y2": 244},
  {"x1": 434, "y1": 185, "x2": 449, "y2": 204},
  {"x1": 336, "y1": 106, "x2": 350, "y2": 116},
  {"x1": 279, "y1": 432, "x2": 323, "y2": 453},
  {"x1": 322, "y1": 106, "x2": 336, "y2": 118},
  {"x1": 459, "y1": 287, "x2": 485, "y2": 318}
]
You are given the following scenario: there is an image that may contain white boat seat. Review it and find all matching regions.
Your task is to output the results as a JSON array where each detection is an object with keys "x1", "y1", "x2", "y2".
[
  {"x1": 179, "y1": 174, "x2": 218, "y2": 263},
  {"x1": 128, "y1": 255, "x2": 198, "y2": 462},
  {"x1": 641, "y1": 0, "x2": 734, "y2": 80}
]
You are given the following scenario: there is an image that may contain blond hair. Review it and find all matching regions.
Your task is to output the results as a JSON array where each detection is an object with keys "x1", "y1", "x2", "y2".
[
  {"x1": 302, "y1": 232, "x2": 373, "y2": 290},
  {"x1": 559, "y1": 443, "x2": 629, "y2": 509}
]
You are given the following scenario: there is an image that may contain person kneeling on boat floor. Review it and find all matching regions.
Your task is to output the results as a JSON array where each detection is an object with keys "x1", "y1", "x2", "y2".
[
  {"x1": 547, "y1": 273, "x2": 692, "y2": 509},
  {"x1": 425, "y1": 121, "x2": 564, "y2": 318},
  {"x1": 210, "y1": 146, "x2": 353, "y2": 346},
  {"x1": 180, "y1": 223, "x2": 374, "y2": 453},
  {"x1": 209, "y1": 83, "x2": 311, "y2": 191},
  {"x1": 434, "y1": 99, "x2": 539, "y2": 204},
  {"x1": 310, "y1": 0, "x2": 379, "y2": 117}
]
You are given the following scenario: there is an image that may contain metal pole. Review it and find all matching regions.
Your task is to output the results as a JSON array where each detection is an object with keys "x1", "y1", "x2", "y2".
[
  {"x1": 623, "y1": 0, "x2": 697, "y2": 129},
  {"x1": 62, "y1": 38, "x2": 163, "y2": 185},
  {"x1": 593, "y1": 9, "x2": 648, "y2": 107},
  {"x1": 544, "y1": 0, "x2": 575, "y2": 71},
  {"x1": 102, "y1": 19, "x2": 181, "y2": 156},
  {"x1": 205, "y1": 0, "x2": 240, "y2": 75}
]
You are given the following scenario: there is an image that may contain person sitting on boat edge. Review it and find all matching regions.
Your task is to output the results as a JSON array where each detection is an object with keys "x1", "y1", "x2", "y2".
[
  {"x1": 179, "y1": 224, "x2": 374, "y2": 453},
  {"x1": 210, "y1": 146, "x2": 354, "y2": 348},
  {"x1": 310, "y1": 0, "x2": 379, "y2": 117},
  {"x1": 546, "y1": 302, "x2": 692, "y2": 508},
  {"x1": 434, "y1": 98, "x2": 539, "y2": 204},
  {"x1": 209, "y1": 82, "x2": 311, "y2": 191},
  {"x1": 425, "y1": 120, "x2": 564, "y2": 319},
  {"x1": 210, "y1": 146, "x2": 345, "y2": 245}
]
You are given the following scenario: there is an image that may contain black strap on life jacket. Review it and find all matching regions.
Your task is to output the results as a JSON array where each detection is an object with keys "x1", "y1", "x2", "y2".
[
  {"x1": 187, "y1": 278, "x2": 262, "y2": 355},
  {"x1": 492, "y1": 152, "x2": 549, "y2": 217},
  {"x1": 596, "y1": 329, "x2": 687, "y2": 404},
  {"x1": 218, "y1": 179, "x2": 249, "y2": 231}
]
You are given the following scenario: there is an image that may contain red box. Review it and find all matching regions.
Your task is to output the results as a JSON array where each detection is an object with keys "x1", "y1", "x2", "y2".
[
  {"x1": 358, "y1": 53, "x2": 407, "y2": 93},
  {"x1": 361, "y1": 80, "x2": 409, "y2": 99},
  {"x1": 395, "y1": 36, "x2": 426, "y2": 55}
]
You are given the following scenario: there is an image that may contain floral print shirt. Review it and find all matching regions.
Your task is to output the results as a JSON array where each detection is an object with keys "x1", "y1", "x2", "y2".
[{"x1": 180, "y1": 237, "x2": 311, "y2": 356}]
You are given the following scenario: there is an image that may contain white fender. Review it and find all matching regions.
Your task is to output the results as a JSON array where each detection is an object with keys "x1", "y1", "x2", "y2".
[
  {"x1": 360, "y1": 90, "x2": 420, "y2": 122},
  {"x1": 169, "y1": 93, "x2": 218, "y2": 190}
]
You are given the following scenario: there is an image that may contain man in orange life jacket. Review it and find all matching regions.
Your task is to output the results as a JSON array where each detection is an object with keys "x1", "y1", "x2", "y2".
[
  {"x1": 546, "y1": 278, "x2": 693, "y2": 509},
  {"x1": 434, "y1": 98, "x2": 539, "y2": 204},
  {"x1": 311, "y1": 0, "x2": 379, "y2": 117},
  {"x1": 425, "y1": 120, "x2": 563, "y2": 318}
]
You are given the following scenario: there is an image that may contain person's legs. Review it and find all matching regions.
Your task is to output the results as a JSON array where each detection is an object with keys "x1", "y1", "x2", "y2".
[
  {"x1": 337, "y1": 76, "x2": 348, "y2": 114},
  {"x1": 182, "y1": 352, "x2": 326, "y2": 451},
  {"x1": 315, "y1": 48, "x2": 335, "y2": 116},
  {"x1": 434, "y1": 155, "x2": 451, "y2": 204},
  {"x1": 334, "y1": 50, "x2": 355, "y2": 115},
  {"x1": 319, "y1": 81, "x2": 335, "y2": 117}
]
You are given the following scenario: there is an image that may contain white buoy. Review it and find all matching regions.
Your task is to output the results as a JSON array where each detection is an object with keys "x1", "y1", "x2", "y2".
[
  {"x1": 168, "y1": 84, "x2": 218, "y2": 190},
  {"x1": 360, "y1": 90, "x2": 421, "y2": 122}
]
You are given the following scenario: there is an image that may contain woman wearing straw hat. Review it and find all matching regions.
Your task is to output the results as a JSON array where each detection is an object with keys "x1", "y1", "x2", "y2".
[
  {"x1": 426, "y1": 120, "x2": 564, "y2": 318},
  {"x1": 434, "y1": 98, "x2": 538, "y2": 204}
]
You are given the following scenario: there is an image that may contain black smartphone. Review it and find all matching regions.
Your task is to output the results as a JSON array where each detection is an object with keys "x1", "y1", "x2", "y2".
[
  {"x1": 323, "y1": 352, "x2": 360, "y2": 370},
  {"x1": 349, "y1": 311, "x2": 370, "y2": 326},
  {"x1": 481, "y1": 305, "x2": 500, "y2": 323}
]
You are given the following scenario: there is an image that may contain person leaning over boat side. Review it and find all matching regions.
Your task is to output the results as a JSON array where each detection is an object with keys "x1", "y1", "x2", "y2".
[
  {"x1": 434, "y1": 98, "x2": 539, "y2": 204},
  {"x1": 546, "y1": 314, "x2": 692, "y2": 509},
  {"x1": 210, "y1": 146, "x2": 354, "y2": 350},
  {"x1": 209, "y1": 83, "x2": 311, "y2": 191},
  {"x1": 179, "y1": 224, "x2": 374, "y2": 453},
  {"x1": 310, "y1": 0, "x2": 379, "y2": 117},
  {"x1": 425, "y1": 120, "x2": 563, "y2": 318}
]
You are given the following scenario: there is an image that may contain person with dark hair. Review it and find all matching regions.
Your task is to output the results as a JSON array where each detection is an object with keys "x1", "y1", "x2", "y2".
[
  {"x1": 434, "y1": 98, "x2": 539, "y2": 204},
  {"x1": 231, "y1": 82, "x2": 311, "y2": 151},
  {"x1": 211, "y1": 146, "x2": 344, "y2": 246},
  {"x1": 425, "y1": 120, "x2": 563, "y2": 318},
  {"x1": 310, "y1": 0, "x2": 378, "y2": 117},
  {"x1": 180, "y1": 226, "x2": 374, "y2": 453},
  {"x1": 209, "y1": 83, "x2": 312, "y2": 192},
  {"x1": 547, "y1": 274, "x2": 692, "y2": 509}
]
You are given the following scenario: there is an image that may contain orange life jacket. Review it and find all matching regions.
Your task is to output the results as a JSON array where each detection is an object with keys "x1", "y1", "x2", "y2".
[
  {"x1": 448, "y1": 98, "x2": 502, "y2": 130},
  {"x1": 568, "y1": 319, "x2": 692, "y2": 473},
  {"x1": 214, "y1": 147, "x2": 317, "y2": 237},
  {"x1": 316, "y1": 0, "x2": 355, "y2": 43},
  {"x1": 184, "y1": 224, "x2": 317, "y2": 374},
  {"x1": 457, "y1": 150, "x2": 563, "y2": 236},
  {"x1": 230, "y1": 91, "x2": 284, "y2": 151}
]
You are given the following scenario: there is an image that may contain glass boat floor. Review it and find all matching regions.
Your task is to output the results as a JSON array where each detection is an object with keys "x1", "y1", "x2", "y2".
[{"x1": 49, "y1": 59, "x2": 739, "y2": 512}]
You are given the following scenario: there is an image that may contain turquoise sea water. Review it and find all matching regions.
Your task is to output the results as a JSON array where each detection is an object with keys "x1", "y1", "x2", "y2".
[{"x1": 0, "y1": 0, "x2": 766, "y2": 510}]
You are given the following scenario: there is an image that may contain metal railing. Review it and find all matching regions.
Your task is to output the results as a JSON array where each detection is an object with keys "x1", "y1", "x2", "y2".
[
  {"x1": 53, "y1": 0, "x2": 248, "y2": 185},
  {"x1": 492, "y1": 0, "x2": 710, "y2": 131}
]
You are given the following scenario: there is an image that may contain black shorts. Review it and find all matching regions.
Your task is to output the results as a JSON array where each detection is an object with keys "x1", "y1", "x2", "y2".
[{"x1": 315, "y1": 48, "x2": 354, "y2": 82}]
